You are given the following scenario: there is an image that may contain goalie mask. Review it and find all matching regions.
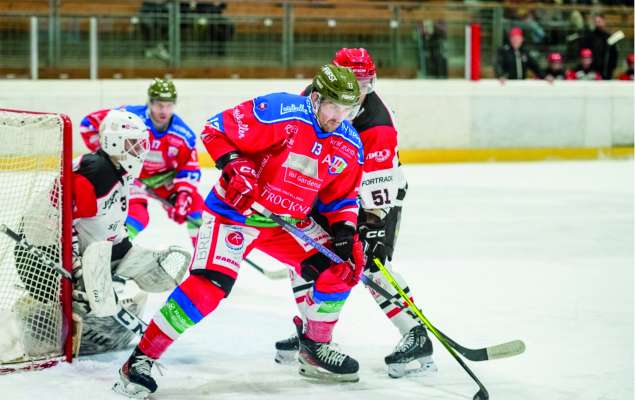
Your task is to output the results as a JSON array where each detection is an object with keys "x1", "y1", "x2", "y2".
[{"x1": 99, "y1": 109, "x2": 150, "y2": 178}]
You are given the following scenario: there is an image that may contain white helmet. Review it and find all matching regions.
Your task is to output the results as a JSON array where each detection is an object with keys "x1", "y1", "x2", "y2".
[{"x1": 99, "y1": 109, "x2": 149, "y2": 177}]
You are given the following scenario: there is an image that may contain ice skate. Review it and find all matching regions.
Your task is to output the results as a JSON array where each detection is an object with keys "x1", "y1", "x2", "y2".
[
  {"x1": 274, "y1": 334, "x2": 299, "y2": 364},
  {"x1": 294, "y1": 317, "x2": 359, "y2": 383},
  {"x1": 112, "y1": 347, "x2": 160, "y2": 399},
  {"x1": 385, "y1": 325, "x2": 437, "y2": 378}
]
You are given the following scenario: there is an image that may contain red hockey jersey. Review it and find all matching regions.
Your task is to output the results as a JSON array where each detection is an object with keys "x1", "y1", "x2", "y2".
[
  {"x1": 79, "y1": 105, "x2": 201, "y2": 194},
  {"x1": 201, "y1": 92, "x2": 364, "y2": 228}
]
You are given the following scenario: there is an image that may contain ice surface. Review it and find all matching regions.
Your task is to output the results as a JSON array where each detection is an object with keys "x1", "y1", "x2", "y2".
[{"x1": 1, "y1": 160, "x2": 632, "y2": 400}]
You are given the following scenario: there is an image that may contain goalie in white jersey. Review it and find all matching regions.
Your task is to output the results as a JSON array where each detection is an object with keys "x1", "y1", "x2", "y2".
[
  {"x1": 16, "y1": 109, "x2": 191, "y2": 355},
  {"x1": 70, "y1": 109, "x2": 192, "y2": 355}
]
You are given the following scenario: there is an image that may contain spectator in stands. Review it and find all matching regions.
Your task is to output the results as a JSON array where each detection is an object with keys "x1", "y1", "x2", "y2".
[
  {"x1": 420, "y1": 19, "x2": 448, "y2": 78},
  {"x1": 579, "y1": 12, "x2": 618, "y2": 79},
  {"x1": 617, "y1": 53, "x2": 634, "y2": 81},
  {"x1": 140, "y1": 1, "x2": 171, "y2": 63},
  {"x1": 544, "y1": 52, "x2": 566, "y2": 81},
  {"x1": 180, "y1": 1, "x2": 233, "y2": 56},
  {"x1": 495, "y1": 27, "x2": 544, "y2": 81},
  {"x1": 566, "y1": 48, "x2": 602, "y2": 80}
]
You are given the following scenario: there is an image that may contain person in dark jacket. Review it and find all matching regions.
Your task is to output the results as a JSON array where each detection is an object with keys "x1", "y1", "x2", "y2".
[
  {"x1": 579, "y1": 13, "x2": 619, "y2": 80},
  {"x1": 495, "y1": 27, "x2": 544, "y2": 81}
]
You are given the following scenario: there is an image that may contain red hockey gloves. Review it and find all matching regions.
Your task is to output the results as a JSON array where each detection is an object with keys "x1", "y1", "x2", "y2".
[
  {"x1": 222, "y1": 156, "x2": 259, "y2": 214},
  {"x1": 168, "y1": 191, "x2": 193, "y2": 224}
]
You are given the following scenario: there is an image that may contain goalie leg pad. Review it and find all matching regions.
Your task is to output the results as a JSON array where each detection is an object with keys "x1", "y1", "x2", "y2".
[
  {"x1": 114, "y1": 245, "x2": 191, "y2": 292},
  {"x1": 82, "y1": 241, "x2": 118, "y2": 318}
]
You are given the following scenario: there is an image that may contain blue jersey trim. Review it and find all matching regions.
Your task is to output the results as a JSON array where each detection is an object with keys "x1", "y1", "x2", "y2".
[
  {"x1": 175, "y1": 169, "x2": 201, "y2": 180},
  {"x1": 252, "y1": 93, "x2": 314, "y2": 126},
  {"x1": 316, "y1": 198, "x2": 359, "y2": 214},
  {"x1": 312, "y1": 288, "x2": 351, "y2": 302},
  {"x1": 204, "y1": 190, "x2": 247, "y2": 224},
  {"x1": 205, "y1": 113, "x2": 225, "y2": 133},
  {"x1": 124, "y1": 104, "x2": 197, "y2": 149},
  {"x1": 168, "y1": 287, "x2": 204, "y2": 324}
]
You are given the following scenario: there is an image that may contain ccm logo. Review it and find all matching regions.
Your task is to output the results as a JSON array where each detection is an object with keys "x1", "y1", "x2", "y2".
[{"x1": 366, "y1": 230, "x2": 385, "y2": 238}]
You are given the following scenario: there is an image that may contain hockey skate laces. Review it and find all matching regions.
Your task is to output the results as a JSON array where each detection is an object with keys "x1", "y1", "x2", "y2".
[
  {"x1": 394, "y1": 330, "x2": 417, "y2": 353},
  {"x1": 132, "y1": 355, "x2": 165, "y2": 377},
  {"x1": 316, "y1": 344, "x2": 346, "y2": 367}
]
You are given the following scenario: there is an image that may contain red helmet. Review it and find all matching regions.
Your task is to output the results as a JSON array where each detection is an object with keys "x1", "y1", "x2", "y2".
[
  {"x1": 547, "y1": 52, "x2": 562, "y2": 63},
  {"x1": 332, "y1": 48, "x2": 377, "y2": 80},
  {"x1": 627, "y1": 53, "x2": 634, "y2": 65},
  {"x1": 580, "y1": 48, "x2": 593, "y2": 59}
]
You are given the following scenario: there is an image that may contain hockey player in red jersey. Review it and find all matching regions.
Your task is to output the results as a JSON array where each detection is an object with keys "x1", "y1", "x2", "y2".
[
  {"x1": 79, "y1": 79, "x2": 204, "y2": 246},
  {"x1": 274, "y1": 48, "x2": 437, "y2": 378},
  {"x1": 113, "y1": 65, "x2": 366, "y2": 399}
]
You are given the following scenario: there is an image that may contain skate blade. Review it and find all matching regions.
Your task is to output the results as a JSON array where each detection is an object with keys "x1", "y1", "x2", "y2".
[
  {"x1": 387, "y1": 356, "x2": 438, "y2": 379},
  {"x1": 112, "y1": 376, "x2": 152, "y2": 399},
  {"x1": 298, "y1": 356, "x2": 359, "y2": 383},
  {"x1": 274, "y1": 349, "x2": 298, "y2": 364}
]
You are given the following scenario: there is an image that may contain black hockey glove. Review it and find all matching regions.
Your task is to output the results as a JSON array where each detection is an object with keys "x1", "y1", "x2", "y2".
[
  {"x1": 331, "y1": 221, "x2": 357, "y2": 262},
  {"x1": 358, "y1": 220, "x2": 387, "y2": 267}
]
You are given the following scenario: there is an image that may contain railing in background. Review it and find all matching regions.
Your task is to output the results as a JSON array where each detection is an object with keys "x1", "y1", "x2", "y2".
[{"x1": 0, "y1": 0, "x2": 632, "y2": 79}]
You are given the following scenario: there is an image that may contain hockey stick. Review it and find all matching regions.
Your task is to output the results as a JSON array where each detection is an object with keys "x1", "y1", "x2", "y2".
[
  {"x1": 1, "y1": 224, "x2": 72, "y2": 280},
  {"x1": 251, "y1": 206, "x2": 523, "y2": 360},
  {"x1": 244, "y1": 257, "x2": 289, "y2": 279},
  {"x1": 365, "y1": 260, "x2": 525, "y2": 362},
  {"x1": 136, "y1": 181, "x2": 287, "y2": 280},
  {"x1": 1, "y1": 224, "x2": 147, "y2": 336},
  {"x1": 252, "y1": 205, "x2": 490, "y2": 400},
  {"x1": 373, "y1": 258, "x2": 526, "y2": 363}
]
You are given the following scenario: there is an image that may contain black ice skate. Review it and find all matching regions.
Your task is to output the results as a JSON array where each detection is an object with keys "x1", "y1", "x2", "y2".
[
  {"x1": 385, "y1": 325, "x2": 437, "y2": 378},
  {"x1": 274, "y1": 334, "x2": 299, "y2": 364},
  {"x1": 112, "y1": 347, "x2": 161, "y2": 399},
  {"x1": 294, "y1": 317, "x2": 359, "y2": 383}
]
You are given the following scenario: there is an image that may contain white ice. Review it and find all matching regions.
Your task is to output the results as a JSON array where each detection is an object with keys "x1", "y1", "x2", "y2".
[{"x1": 1, "y1": 160, "x2": 633, "y2": 400}]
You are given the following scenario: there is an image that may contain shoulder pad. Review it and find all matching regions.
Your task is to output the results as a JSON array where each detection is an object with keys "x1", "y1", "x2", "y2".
[
  {"x1": 74, "y1": 152, "x2": 121, "y2": 197},
  {"x1": 252, "y1": 92, "x2": 313, "y2": 125},
  {"x1": 167, "y1": 114, "x2": 197, "y2": 148}
]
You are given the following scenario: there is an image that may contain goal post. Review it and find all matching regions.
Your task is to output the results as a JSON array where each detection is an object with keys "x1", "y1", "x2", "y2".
[{"x1": 0, "y1": 108, "x2": 73, "y2": 372}]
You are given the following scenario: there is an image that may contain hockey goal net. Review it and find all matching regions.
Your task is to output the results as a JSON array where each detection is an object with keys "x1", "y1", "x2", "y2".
[{"x1": 0, "y1": 109, "x2": 73, "y2": 372}]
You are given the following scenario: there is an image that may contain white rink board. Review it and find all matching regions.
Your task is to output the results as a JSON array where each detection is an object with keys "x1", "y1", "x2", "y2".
[
  {"x1": 0, "y1": 79, "x2": 632, "y2": 154},
  {"x1": 0, "y1": 160, "x2": 632, "y2": 400}
]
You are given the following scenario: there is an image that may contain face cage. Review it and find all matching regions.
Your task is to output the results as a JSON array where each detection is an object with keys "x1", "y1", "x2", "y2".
[
  {"x1": 124, "y1": 137, "x2": 150, "y2": 159},
  {"x1": 357, "y1": 76, "x2": 376, "y2": 94}
]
